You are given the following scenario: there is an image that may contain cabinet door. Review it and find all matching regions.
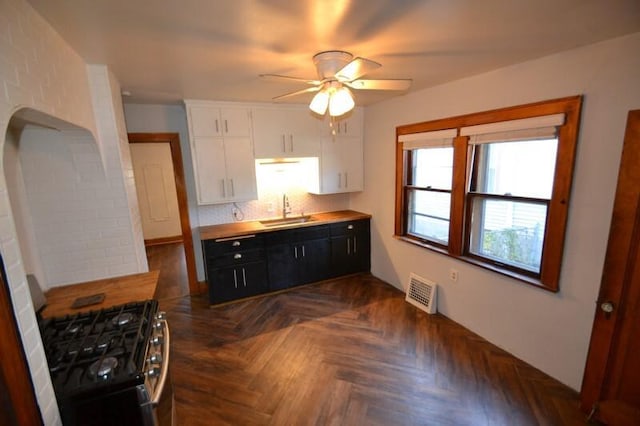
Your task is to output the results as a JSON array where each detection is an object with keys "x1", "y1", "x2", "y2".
[
  {"x1": 298, "y1": 238, "x2": 330, "y2": 285},
  {"x1": 252, "y1": 108, "x2": 289, "y2": 158},
  {"x1": 208, "y1": 266, "x2": 243, "y2": 303},
  {"x1": 329, "y1": 219, "x2": 371, "y2": 276},
  {"x1": 238, "y1": 260, "x2": 269, "y2": 298},
  {"x1": 192, "y1": 137, "x2": 227, "y2": 204},
  {"x1": 318, "y1": 107, "x2": 363, "y2": 138},
  {"x1": 220, "y1": 108, "x2": 251, "y2": 137},
  {"x1": 224, "y1": 137, "x2": 257, "y2": 202},
  {"x1": 266, "y1": 243, "x2": 298, "y2": 291},
  {"x1": 287, "y1": 109, "x2": 320, "y2": 157},
  {"x1": 317, "y1": 136, "x2": 363, "y2": 194},
  {"x1": 252, "y1": 108, "x2": 320, "y2": 158},
  {"x1": 189, "y1": 106, "x2": 223, "y2": 137}
]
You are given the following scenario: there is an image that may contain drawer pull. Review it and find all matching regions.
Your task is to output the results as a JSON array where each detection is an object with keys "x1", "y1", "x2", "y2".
[
  {"x1": 232, "y1": 241, "x2": 241, "y2": 247},
  {"x1": 347, "y1": 224, "x2": 354, "y2": 230},
  {"x1": 234, "y1": 253, "x2": 242, "y2": 260}
]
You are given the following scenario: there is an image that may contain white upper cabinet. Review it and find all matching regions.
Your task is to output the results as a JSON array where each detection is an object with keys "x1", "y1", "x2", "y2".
[
  {"x1": 318, "y1": 107, "x2": 363, "y2": 138},
  {"x1": 252, "y1": 107, "x2": 320, "y2": 158},
  {"x1": 188, "y1": 104, "x2": 251, "y2": 138},
  {"x1": 185, "y1": 101, "x2": 257, "y2": 205},
  {"x1": 309, "y1": 107, "x2": 364, "y2": 194}
]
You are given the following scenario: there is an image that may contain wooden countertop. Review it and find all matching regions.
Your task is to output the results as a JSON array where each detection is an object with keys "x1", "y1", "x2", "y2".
[
  {"x1": 199, "y1": 209, "x2": 372, "y2": 240},
  {"x1": 40, "y1": 270, "x2": 160, "y2": 318}
]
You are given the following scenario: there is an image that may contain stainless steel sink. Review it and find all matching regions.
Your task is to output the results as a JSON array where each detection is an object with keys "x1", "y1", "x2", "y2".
[{"x1": 259, "y1": 215, "x2": 314, "y2": 227}]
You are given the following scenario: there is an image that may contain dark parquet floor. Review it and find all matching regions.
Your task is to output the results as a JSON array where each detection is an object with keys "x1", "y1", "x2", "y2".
[{"x1": 156, "y1": 274, "x2": 587, "y2": 426}]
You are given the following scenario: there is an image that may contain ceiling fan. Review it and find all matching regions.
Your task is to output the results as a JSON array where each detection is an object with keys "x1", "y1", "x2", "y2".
[{"x1": 260, "y1": 50, "x2": 412, "y2": 117}]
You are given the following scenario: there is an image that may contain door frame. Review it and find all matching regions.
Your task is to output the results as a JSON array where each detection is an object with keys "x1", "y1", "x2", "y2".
[
  {"x1": 580, "y1": 110, "x2": 640, "y2": 412},
  {"x1": 128, "y1": 133, "x2": 198, "y2": 295},
  {"x1": 0, "y1": 254, "x2": 42, "y2": 425}
]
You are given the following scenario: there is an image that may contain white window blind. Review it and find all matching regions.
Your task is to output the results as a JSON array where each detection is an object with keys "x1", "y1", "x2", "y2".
[
  {"x1": 460, "y1": 113, "x2": 565, "y2": 145},
  {"x1": 398, "y1": 128, "x2": 457, "y2": 150}
]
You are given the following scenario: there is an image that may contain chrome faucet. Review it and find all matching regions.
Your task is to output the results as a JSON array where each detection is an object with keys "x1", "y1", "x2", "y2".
[{"x1": 282, "y1": 194, "x2": 292, "y2": 218}]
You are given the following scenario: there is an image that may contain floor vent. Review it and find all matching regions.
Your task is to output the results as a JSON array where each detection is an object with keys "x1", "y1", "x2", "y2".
[{"x1": 405, "y1": 273, "x2": 437, "y2": 314}]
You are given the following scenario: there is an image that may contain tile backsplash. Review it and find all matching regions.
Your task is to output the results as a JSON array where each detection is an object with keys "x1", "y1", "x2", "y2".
[{"x1": 197, "y1": 160, "x2": 350, "y2": 225}]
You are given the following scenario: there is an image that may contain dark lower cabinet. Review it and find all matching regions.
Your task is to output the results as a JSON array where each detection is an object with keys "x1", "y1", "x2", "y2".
[
  {"x1": 203, "y1": 235, "x2": 269, "y2": 304},
  {"x1": 266, "y1": 226, "x2": 330, "y2": 291},
  {"x1": 203, "y1": 217, "x2": 370, "y2": 304},
  {"x1": 329, "y1": 219, "x2": 371, "y2": 277},
  {"x1": 208, "y1": 261, "x2": 268, "y2": 303}
]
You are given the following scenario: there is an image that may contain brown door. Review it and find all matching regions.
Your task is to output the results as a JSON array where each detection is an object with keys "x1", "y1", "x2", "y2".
[{"x1": 581, "y1": 110, "x2": 640, "y2": 424}]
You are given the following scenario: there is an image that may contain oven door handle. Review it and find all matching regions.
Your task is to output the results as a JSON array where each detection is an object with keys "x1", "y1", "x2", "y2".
[{"x1": 151, "y1": 321, "x2": 170, "y2": 406}]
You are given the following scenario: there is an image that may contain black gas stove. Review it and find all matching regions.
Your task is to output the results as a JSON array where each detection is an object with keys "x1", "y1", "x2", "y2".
[{"x1": 39, "y1": 300, "x2": 172, "y2": 425}]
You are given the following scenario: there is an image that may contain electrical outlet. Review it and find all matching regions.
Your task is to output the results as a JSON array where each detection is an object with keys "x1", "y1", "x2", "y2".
[{"x1": 449, "y1": 269, "x2": 459, "y2": 282}]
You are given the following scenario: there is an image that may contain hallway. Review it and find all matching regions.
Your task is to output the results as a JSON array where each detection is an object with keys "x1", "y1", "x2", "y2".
[{"x1": 145, "y1": 242, "x2": 190, "y2": 300}]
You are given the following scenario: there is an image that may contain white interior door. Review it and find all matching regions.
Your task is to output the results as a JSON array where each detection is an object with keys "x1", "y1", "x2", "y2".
[{"x1": 130, "y1": 143, "x2": 182, "y2": 240}]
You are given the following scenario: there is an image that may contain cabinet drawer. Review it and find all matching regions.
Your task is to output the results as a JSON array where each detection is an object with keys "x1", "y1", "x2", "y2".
[
  {"x1": 204, "y1": 234, "x2": 264, "y2": 257},
  {"x1": 209, "y1": 248, "x2": 265, "y2": 267},
  {"x1": 265, "y1": 225, "x2": 329, "y2": 245},
  {"x1": 329, "y1": 219, "x2": 370, "y2": 236}
]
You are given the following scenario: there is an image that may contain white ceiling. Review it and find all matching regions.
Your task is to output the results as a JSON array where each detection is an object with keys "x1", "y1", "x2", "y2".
[{"x1": 27, "y1": 0, "x2": 640, "y2": 106}]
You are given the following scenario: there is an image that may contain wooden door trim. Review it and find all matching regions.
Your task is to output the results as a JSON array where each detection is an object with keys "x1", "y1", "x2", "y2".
[
  {"x1": 128, "y1": 133, "x2": 199, "y2": 295},
  {"x1": 580, "y1": 110, "x2": 640, "y2": 411},
  {"x1": 0, "y1": 254, "x2": 42, "y2": 425}
]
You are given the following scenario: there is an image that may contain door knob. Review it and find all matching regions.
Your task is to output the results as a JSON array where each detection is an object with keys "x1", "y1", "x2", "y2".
[
  {"x1": 600, "y1": 301, "x2": 614, "y2": 313},
  {"x1": 600, "y1": 301, "x2": 615, "y2": 319}
]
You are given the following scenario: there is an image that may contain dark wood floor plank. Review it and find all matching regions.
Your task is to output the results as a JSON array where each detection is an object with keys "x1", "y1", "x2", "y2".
[{"x1": 157, "y1": 273, "x2": 586, "y2": 425}]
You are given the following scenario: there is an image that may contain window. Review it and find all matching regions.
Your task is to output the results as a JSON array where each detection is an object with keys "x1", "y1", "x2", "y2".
[{"x1": 395, "y1": 96, "x2": 582, "y2": 291}]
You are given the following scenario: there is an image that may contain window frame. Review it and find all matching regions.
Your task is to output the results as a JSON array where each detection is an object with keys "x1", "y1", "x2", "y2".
[
  {"x1": 404, "y1": 146, "x2": 454, "y2": 249},
  {"x1": 394, "y1": 96, "x2": 582, "y2": 292}
]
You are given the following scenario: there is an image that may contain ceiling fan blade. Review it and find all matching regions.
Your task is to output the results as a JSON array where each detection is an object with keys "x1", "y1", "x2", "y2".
[
  {"x1": 260, "y1": 74, "x2": 321, "y2": 85},
  {"x1": 272, "y1": 86, "x2": 321, "y2": 100},
  {"x1": 335, "y1": 57, "x2": 381, "y2": 82},
  {"x1": 345, "y1": 79, "x2": 412, "y2": 91}
]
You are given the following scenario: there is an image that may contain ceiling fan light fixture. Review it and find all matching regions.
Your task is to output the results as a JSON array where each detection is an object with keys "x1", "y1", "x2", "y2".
[
  {"x1": 328, "y1": 86, "x2": 354, "y2": 117},
  {"x1": 309, "y1": 90, "x2": 330, "y2": 115}
]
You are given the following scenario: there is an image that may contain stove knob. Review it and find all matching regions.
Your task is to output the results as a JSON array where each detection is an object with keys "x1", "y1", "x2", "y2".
[
  {"x1": 147, "y1": 367, "x2": 161, "y2": 378},
  {"x1": 151, "y1": 336, "x2": 164, "y2": 346},
  {"x1": 148, "y1": 353, "x2": 163, "y2": 364},
  {"x1": 153, "y1": 321, "x2": 163, "y2": 330},
  {"x1": 154, "y1": 311, "x2": 167, "y2": 321}
]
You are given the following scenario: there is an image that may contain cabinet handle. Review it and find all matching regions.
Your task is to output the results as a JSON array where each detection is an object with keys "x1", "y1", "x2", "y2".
[
  {"x1": 347, "y1": 238, "x2": 351, "y2": 255},
  {"x1": 353, "y1": 236, "x2": 357, "y2": 254},
  {"x1": 344, "y1": 122, "x2": 348, "y2": 134},
  {"x1": 338, "y1": 173, "x2": 342, "y2": 188},
  {"x1": 289, "y1": 134, "x2": 294, "y2": 152},
  {"x1": 294, "y1": 246, "x2": 298, "y2": 259},
  {"x1": 232, "y1": 241, "x2": 241, "y2": 247},
  {"x1": 233, "y1": 269, "x2": 238, "y2": 289},
  {"x1": 229, "y1": 179, "x2": 235, "y2": 196},
  {"x1": 302, "y1": 245, "x2": 305, "y2": 258},
  {"x1": 221, "y1": 179, "x2": 226, "y2": 197},
  {"x1": 234, "y1": 253, "x2": 242, "y2": 260},
  {"x1": 282, "y1": 135, "x2": 286, "y2": 152},
  {"x1": 345, "y1": 172, "x2": 348, "y2": 188},
  {"x1": 224, "y1": 119, "x2": 228, "y2": 133},
  {"x1": 215, "y1": 119, "x2": 219, "y2": 133},
  {"x1": 242, "y1": 268, "x2": 247, "y2": 287}
]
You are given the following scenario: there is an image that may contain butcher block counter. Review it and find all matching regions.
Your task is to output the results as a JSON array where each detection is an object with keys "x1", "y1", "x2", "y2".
[
  {"x1": 199, "y1": 209, "x2": 372, "y2": 240},
  {"x1": 40, "y1": 270, "x2": 160, "y2": 318}
]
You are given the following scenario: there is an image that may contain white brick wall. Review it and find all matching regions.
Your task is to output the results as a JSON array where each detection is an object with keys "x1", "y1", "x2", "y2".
[{"x1": 0, "y1": 0, "x2": 147, "y2": 424}]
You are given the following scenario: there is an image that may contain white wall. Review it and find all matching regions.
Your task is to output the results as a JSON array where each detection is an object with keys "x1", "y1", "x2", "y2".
[
  {"x1": 351, "y1": 32, "x2": 640, "y2": 390},
  {"x1": 0, "y1": 1, "x2": 149, "y2": 423}
]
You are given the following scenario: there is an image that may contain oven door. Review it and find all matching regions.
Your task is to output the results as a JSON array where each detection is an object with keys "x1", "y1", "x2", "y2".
[{"x1": 139, "y1": 317, "x2": 174, "y2": 426}]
